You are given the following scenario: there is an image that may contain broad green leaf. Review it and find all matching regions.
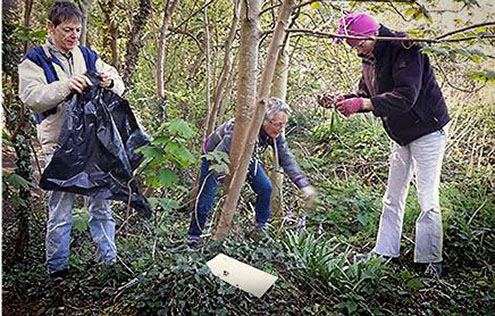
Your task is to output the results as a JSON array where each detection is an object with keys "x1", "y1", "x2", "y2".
[
  {"x1": 152, "y1": 135, "x2": 171, "y2": 145},
  {"x1": 357, "y1": 212, "x2": 369, "y2": 227},
  {"x1": 158, "y1": 168, "x2": 179, "y2": 187},
  {"x1": 138, "y1": 146, "x2": 165, "y2": 160},
  {"x1": 345, "y1": 301, "x2": 357, "y2": 314},
  {"x1": 9, "y1": 195, "x2": 27, "y2": 207},
  {"x1": 33, "y1": 30, "x2": 47, "y2": 39},
  {"x1": 165, "y1": 141, "x2": 196, "y2": 168},
  {"x1": 167, "y1": 119, "x2": 195, "y2": 139}
]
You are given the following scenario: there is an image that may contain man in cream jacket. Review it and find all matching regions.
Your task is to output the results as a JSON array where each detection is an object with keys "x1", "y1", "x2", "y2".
[{"x1": 19, "y1": 0, "x2": 125, "y2": 279}]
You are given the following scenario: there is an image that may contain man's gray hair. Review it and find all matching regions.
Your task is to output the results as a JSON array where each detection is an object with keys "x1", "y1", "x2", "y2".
[{"x1": 265, "y1": 97, "x2": 291, "y2": 122}]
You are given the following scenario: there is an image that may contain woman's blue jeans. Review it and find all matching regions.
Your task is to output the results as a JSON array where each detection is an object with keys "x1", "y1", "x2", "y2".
[{"x1": 188, "y1": 158, "x2": 272, "y2": 239}]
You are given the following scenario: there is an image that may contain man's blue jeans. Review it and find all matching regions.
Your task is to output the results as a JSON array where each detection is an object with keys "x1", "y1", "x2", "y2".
[
  {"x1": 188, "y1": 158, "x2": 272, "y2": 239},
  {"x1": 44, "y1": 153, "x2": 116, "y2": 275},
  {"x1": 46, "y1": 191, "x2": 116, "y2": 274}
]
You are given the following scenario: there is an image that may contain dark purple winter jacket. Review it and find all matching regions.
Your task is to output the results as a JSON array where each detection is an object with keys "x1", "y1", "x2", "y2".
[{"x1": 356, "y1": 26, "x2": 450, "y2": 146}]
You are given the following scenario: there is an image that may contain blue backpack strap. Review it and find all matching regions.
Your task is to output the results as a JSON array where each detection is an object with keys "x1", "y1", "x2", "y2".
[
  {"x1": 23, "y1": 46, "x2": 62, "y2": 123},
  {"x1": 78, "y1": 45, "x2": 98, "y2": 73},
  {"x1": 23, "y1": 45, "x2": 98, "y2": 123},
  {"x1": 23, "y1": 46, "x2": 59, "y2": 83}
]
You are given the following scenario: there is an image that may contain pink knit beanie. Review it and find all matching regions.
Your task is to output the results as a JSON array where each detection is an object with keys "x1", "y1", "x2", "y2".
[{"x1": 334, "y1": 13, "x2": 379, "y2": 46}]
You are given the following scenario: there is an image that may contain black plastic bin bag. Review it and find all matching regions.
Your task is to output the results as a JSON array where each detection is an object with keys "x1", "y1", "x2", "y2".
[{"x1": 40, "y1": 73, "x2": 151, "y2": 218}]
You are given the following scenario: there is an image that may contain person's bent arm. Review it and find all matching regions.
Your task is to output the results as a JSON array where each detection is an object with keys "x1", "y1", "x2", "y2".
[
  {"x1": 96, "y1": 59, "x2": 125, "y2": 96},
  {"x1": 18, "y1": 59, "x2": 72, "y2": 113},
  {"x1": 276, "y1": 135, "x2": 310, "y2": 189}
]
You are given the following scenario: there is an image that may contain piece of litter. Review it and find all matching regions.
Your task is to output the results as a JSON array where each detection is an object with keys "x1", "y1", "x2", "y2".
[{"x1": 206, "y1": 253, "x2": 278, "y2": 298}]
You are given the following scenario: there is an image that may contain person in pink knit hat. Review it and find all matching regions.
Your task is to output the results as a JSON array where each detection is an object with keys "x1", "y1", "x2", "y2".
[{"x1": 321, "y1": 13, "x2": 450, "y2": 278}]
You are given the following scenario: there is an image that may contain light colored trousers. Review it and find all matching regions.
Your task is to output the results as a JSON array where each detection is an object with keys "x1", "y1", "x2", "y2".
[
  {"x1": 372, "y1": 129, "x2": 447, "y2": 263},
  {"x1": 45, "y1": 155, "x2": 116, "y2": 274}
]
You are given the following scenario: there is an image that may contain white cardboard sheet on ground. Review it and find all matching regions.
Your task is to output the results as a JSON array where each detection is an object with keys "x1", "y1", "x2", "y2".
[{"x1": 206, "y1": 253, "x2": 278, "y2": 298}]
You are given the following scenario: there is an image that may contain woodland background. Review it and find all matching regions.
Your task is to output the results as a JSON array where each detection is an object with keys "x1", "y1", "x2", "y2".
[{"x1": 2, "y1": 0, "x2": 495, "y2": 314}]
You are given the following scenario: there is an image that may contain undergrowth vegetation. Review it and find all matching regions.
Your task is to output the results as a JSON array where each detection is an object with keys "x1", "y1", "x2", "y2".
[{"x1": 3, "y1": 96, "x2": 494, "y2": 315}]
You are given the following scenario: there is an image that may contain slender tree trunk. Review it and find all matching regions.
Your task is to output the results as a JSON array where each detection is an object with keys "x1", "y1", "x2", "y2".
[
  {"x1": 269, "y1": 35, "x2": 290, "y2": 217},
  {"x1": 205, "y1": 0, "x2": 240, "y2": 137},
  {"x1": 157, "y1": 0, "x2": 180, "y2": 108},
  {"x1": 123, "y1": 0, "x2": 152, "y2": 86},
  {"x1": 214, "y1": 0, "x2": 294, "y2": 241},
  {"x1": 3, "y1": 0, "x2": 34, "y2": 262},
  {"x1": 23, "y1": 0, "x2": 33, "y2": 52},
  {"x1": 217, "y1": 55, "x2": 238, "y2": 123},
  {"x1": 204, "y1": 6, "x2": 212, "y2": 126},
  {"x1": 79, "y1": 0, "x2": 94, "y2": 46},
  {"x1": 110, "y1": 19, "x2": 119, "y2": 67},
  {"x1": 99, "y1": 0, "x2": 120, "y2": 68},
  {"x1": 225, "y1": 0, "x2": 262, "y2": 190},
  {"x1": 189, "y1": 0, "x2": 240, "y2": 213}
]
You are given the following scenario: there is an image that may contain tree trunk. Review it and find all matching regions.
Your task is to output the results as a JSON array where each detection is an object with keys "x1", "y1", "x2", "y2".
[
  {"x1": 269, "y1": 35, "x2": 290, "y2": 217},
  {"x1": 217, "y1": 56, "x2": 238, "y2": 123},
  {"x1": 99, "y1": 0, "x2": 120, "y2": 68},
  {"x1": 3, "y1": 0, "x2": 34, "y2": 263},
  {"x1": 189, "y1": 0, "x2": 241, "y2": 214},
  {"x1": 214, "y1": 0, "x2": 294, "y2": 241},
  {"x1": 204, "y1": 6, "x2": 212, "y2": 127},
  {"x1": 122, "y1": 0, "x2": 152, "y2": 86},
  {"x1": 23, "y1": 0, "x2": 33, "y2": 52},
  {"x1": 204, "y1": 0, "x2": 240, "y2": 137},
  {"x1": 225, "y1": 0, "x2": 262, "y2": 190},
  {"x1": 79, "y1": 0, "x2": 94, "y2": 46},
  {"x1": 157, "y1": 0, "x2": 180, "y2": 107}
]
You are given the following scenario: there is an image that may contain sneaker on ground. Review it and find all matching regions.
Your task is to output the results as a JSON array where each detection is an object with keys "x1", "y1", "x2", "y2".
[
  {"x1": 247, "y1": 226, "x2": 269, "y2": 240},
  {"x1": 424, "y1": 262, "x2": 443, "y2": 278},
  {"x1": 186, "y1": 236, "x2": 201, "y2": 248}
]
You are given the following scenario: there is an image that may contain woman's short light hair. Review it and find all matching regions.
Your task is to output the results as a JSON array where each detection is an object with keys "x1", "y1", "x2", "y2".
[{"x1": 265, "y1": 97, "x2": 291, "y2": 122}]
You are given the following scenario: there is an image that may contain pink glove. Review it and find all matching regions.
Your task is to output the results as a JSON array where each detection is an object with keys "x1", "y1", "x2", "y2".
[{"x1": 336, "y1": 97, "x2": 364, "y2": 117}]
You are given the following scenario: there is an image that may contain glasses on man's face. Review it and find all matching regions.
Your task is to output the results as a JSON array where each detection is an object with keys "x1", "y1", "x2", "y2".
[{"x1": 270, "y1": 120, "x2": 287, "y2": 129}]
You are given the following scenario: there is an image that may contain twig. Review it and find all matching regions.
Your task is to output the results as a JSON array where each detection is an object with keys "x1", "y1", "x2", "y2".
[
  {"x1": 284, "y1": 28, "x2": 495, "y2": 44},
  {"x1": 117, "y1": 256, "x2": 135, "y2": 275},
  {"x1": 170, "y1": 0, "x2": 219, "y2": 32},
  {"x1": 436, "y1": 22, "x2": 495, "y2": 40},
  {"x1": 403, "y1": 234, "x2": 414, "y2": 245},
  {"x1": 112, "y1": 272, "x2": 146, "y2": 303},
  {"x1": 468, "y1": 199, "x2": 487, "y2": 225},
  {"x1": 292, "y1": 0, "x2": 416, "y2": 11},
  {"x1": 116, "y1": 211, "x2": 135, "y2": 236},
  {"x1": 29, "y1": 138, "x2": 43, "y2": 178},
  {"x1": 433, "y1": 56, "x2": 488, "y2": 93}
]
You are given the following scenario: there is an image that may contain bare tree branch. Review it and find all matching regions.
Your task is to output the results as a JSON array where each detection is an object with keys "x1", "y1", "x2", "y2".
[
  {"x1": 433, "y1": 56, "x2": 488, "y2": 93},
  {"x1": 436, "y1": 22, "x2": 495, "y2": 40},
  {"x1": 171, "y1": 0, "x2": 219, "y2": 32},
  {"x1": 284, "y1": 28, "x2": 495, "y2": 44},
  {"x1": 293, "y1": 0, "x2": 416, "y2": 11}
]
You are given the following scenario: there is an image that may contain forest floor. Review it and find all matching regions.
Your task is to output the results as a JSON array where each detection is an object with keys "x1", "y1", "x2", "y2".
[{"x1": 2, "y1": 104, "x2": 494, "y2": 315}]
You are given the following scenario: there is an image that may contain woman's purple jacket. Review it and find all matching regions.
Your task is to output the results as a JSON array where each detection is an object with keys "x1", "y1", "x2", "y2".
[{"x1": 356, "y1": 25, "x2": 450, "y2": 146}]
